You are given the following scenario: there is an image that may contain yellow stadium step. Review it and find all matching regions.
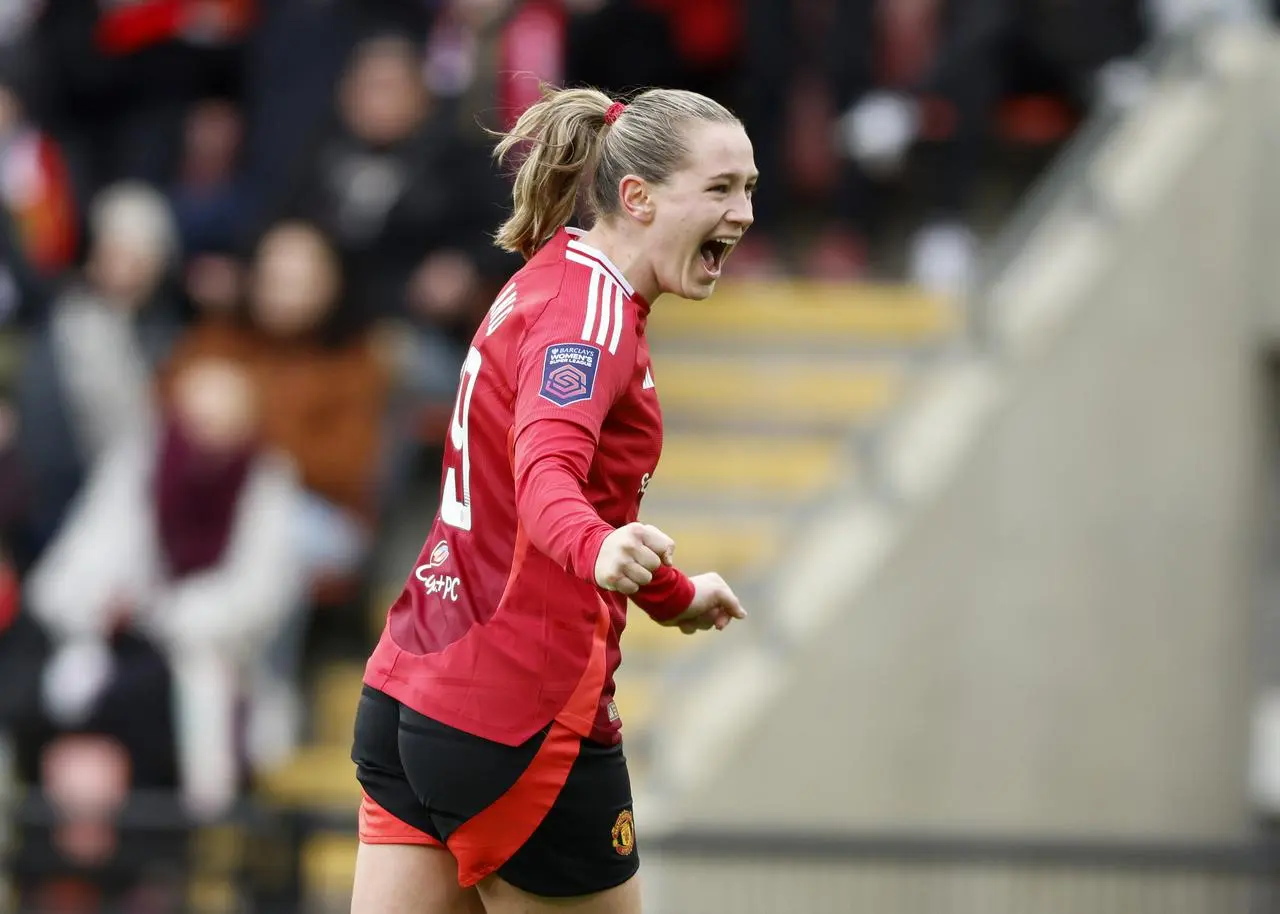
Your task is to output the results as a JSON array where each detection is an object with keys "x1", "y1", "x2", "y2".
[
  {"x1": 611, "y1": 668, "x2": 658, "y2": 735},
  {"x1": 187, "y1": 825, "x2": 248, "y2": 914},
  {"x1": 622, "y1": 611, "x2": 702, "y2": 660},
  {"x1": 653, "y1": 432, "x2": 846, "y2": 501},
  {"x1": 187, "y1": 877, "x2": 239, "y2": 914},
  {"x1": 256, "y1": 744, "x2": 360, "y2": 810},
  {"x1": 300, "y1": 832, "x2": 357, "y2": 908},
  {"x1": 313, "y1": 662, "x2": 366, "y2": 746},
  {"x1": 368, "y1": 586, "x2": 398, "y2": 645},
  {"x1": 650, "y1": 352, "x2": 902, "y2": 428},
  {"x1": 648, "y1": 282, "x2": 956, "y2": 345}
]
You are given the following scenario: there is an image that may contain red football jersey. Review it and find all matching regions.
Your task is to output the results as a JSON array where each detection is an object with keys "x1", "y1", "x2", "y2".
[{"x1": 364, "y1": 228, "x2": 695, "y2": 746}]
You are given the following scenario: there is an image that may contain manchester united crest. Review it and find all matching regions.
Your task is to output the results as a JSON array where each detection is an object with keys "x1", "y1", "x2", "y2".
[{"x1": 611, "y1": 809, "x2": 635, "y2": 856}]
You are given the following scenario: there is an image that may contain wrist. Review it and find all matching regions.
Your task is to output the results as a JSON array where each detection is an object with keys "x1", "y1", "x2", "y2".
[
  {"x1": 634, "y1": 567, "x2": 695, "y2": 623},
  {"x1": 579, "y1": 524, "x2": 615, "y2": 584}
]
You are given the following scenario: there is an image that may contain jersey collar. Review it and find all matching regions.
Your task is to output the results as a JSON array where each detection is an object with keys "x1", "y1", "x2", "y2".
[{"x1": 562, "y1": 227, "x2": 650, "y2": 313}]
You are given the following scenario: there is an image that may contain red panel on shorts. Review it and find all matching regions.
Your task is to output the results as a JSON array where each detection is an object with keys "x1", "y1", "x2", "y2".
[
  {"x1": 445, "y1": 603, "x2": 611, "y2": 887},
  {"x1": 358, "y1": 791, "x2": 443, "y2": 847}
]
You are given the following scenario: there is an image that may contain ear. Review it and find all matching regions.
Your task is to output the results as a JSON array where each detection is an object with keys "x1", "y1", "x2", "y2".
[{"x1": 618, "y1": 175, "x2": 654, "y2": 224}]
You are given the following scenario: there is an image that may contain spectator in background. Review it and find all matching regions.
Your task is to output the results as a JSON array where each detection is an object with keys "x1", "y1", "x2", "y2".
[
  {"x1": 275, "y1": 31, "x2": 512, "y2": 409},
  {"x1": 162, "y1": 221, "x2": 392, "y2": 755},
  {"x1": 170, "y1": 96, "x2": 249, "y2": 261},
  {"x1": 11, "y1": 182, "x2": 183, "y2": 572},
  {"x1": 240, "y1": 0, "x2": 440, "y2": 215},
  {"x1": 838, "y1": 0, "x2": 1149, "y2": 297},
  {"x1": 0, "y1": 400, "x2": 22, "y2": 551},
  {"x1": 39, "y1": 0, "x2": 253, "y2": 203},
  {"x1": 273, "y1": 32, "x2": 438, "y2": 335},
  {"x1": 278, "y1": 34, "x2": 499, "y2": 323},
  {"x1": 0, "y1": 59, "x2": 79, "y2": 328},
  {"x1": 24, "y1": 356, "x2": 303, "y2": 817},
  {"x1": 0, "y1": 2, "x2": 49, "y2": 105},
  {"x1": 735, "y1": 0, "x2": 876, "y2": 278},
  {"x1": 0, "y1": 399, "x2": 42, "y2": 767},
  {"x1": 430, "y1": 0, "x2": 564, "y2": 133},
  {"x1": 562, "y1": 0, "x2": 685, "y2": 104},
  {"x1": 167, "y1": 221, "x2": 391, "y2": 570},
  {"x1": 636, "y1": 0, "x2": 741, "y2": 110},
  {"x1": 172, "y1": 97, "x2": 252, "y2": 331},
  {"x1": 13, "y1": 672, "x2": 185, "y2": 914},
  {"x1": 0, "y1": 398, "x2": 26, "y2": 677}
]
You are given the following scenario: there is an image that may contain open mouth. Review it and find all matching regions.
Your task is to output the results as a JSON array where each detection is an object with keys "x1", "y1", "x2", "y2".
[{"x1": 699, "y1": 237, "x2": 737, "y2": 275}]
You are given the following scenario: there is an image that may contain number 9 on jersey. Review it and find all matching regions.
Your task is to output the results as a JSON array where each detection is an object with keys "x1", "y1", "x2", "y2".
[{"x1": 441, "y1": 347, "x2": 483, "y2": 531}]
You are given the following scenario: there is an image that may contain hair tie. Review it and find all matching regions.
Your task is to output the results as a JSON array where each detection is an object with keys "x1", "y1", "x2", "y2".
[{"x1": 604, "y1": 101, "x2": 626, "y2": 126}]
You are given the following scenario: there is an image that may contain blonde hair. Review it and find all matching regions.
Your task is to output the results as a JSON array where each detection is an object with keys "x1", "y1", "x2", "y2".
[{"x1": 492, "y1": 86, "x2": 739, "y2": 260}]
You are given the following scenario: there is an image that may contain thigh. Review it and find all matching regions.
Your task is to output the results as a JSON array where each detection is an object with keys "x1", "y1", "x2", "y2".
[
  {"x1": 351, "y1": 687, "x2": 484, "y2": 914},
  {"x1": 351, "y1": 842, "x2": 485, "y2": 914}
]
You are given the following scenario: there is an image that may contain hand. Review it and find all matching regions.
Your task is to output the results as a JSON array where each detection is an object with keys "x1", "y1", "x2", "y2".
[
  {"x1": 594, "y1": 523, "x2": 675, "y2": 595},
  {"x1": 664, "y1": 572, "x2": 747, "y2": 634}
]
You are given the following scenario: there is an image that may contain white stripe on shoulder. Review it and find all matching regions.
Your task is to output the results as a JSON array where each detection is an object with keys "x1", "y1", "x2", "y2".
[
  {"x1": 566, "y1": 238, "x2": 634, "y2": 296},
  {"x1": 565, "y1": 250, "x2": 628, "y2": 354},
  {"x1": 609, "y1": 281, "x2": 625, "y2": 354},
  {"x1": 595, "y1": 275, "x2": 612, "y2": 346},
  {"x1": 579, "y1": 264, "x2": 599, "y2": 341}
]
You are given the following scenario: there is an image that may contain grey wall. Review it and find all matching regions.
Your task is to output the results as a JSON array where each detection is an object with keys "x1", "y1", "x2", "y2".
[{"x1": 667, "y1": 28, "x2": 1274, "y2": 846}]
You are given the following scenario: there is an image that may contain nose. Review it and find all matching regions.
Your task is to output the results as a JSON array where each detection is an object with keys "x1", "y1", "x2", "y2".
[{"x1": 728, "y1": 192, "x2": 754, "y2": 230}]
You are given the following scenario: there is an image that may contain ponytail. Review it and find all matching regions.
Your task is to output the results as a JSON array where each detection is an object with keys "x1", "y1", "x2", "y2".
[
  {"x1": 492, "y1": 85, "x2": 740, "y2": 260},
  {"x1": 492, "y1": 86, "x2": 613, "y2": 260}
]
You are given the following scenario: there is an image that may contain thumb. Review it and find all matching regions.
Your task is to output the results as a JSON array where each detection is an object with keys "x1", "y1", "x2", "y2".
[{"x1": 638, "y1": 524, "x2": 675, "y2": 566}]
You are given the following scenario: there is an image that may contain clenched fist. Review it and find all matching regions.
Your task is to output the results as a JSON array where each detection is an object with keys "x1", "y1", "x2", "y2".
[{"x1": 594, "y1": 523, "x2": 675, "y2": 595}]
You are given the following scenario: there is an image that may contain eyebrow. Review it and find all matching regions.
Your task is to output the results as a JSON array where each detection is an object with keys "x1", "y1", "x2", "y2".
[{"x1": 707, "y1": 172, "x2": 760, "y2": 183}]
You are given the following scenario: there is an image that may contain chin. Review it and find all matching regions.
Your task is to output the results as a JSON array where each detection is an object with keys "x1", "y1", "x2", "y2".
[
  {"x1": 678, "y1": 269, "x2": 718, "y2": 301},
  {"x1": 682, "y1": 282, "x2": 716, "y2": 301},
  {"x1": 661, "y1": 264, "x2": 719, "y2": 301}
]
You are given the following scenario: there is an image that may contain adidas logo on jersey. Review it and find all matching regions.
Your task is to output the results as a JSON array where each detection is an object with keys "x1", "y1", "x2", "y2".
[{"x1": 642, "y1": 367, "x2": 655, "y2": 390}]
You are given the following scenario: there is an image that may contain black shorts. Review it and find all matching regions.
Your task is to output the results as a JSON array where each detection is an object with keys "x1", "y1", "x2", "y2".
[{"x1": 351, "y1": 685, "x2": 639, "y2": 897}]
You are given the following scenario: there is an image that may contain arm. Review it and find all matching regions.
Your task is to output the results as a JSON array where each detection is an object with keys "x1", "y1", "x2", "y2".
[
  {"x1": 513, "y1": 416, "x2": 694, "y2": 621},
  {"x1": 512, "y1": 416, "x2": 614, "y2": 581},
  {"x1": 511, "y1": 297, "x2": 694, "y2": 620}
]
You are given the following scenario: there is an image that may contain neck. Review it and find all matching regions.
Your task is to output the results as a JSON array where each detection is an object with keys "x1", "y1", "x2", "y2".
[{"x1": 576, "y1": 222, "x2": 657, "y2": 303}]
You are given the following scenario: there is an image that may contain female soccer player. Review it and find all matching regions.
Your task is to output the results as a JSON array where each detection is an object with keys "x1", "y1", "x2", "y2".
[{"x1": 350, "y1": 84, "x2": 757, "y2": 914}]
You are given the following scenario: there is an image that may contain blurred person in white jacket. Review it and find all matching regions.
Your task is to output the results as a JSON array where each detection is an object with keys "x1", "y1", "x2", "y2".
[
  {"x1": 25, "y1": 355, "x2": 305, "y2": 819},
  {"x1": 12, "y1": 180, "x2": 185, "y2": 571}
]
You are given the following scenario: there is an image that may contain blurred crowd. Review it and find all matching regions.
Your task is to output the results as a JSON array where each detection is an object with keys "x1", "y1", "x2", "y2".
[{"x1": 0, "y1": 0, "x2": 1266, "y2": 909}]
